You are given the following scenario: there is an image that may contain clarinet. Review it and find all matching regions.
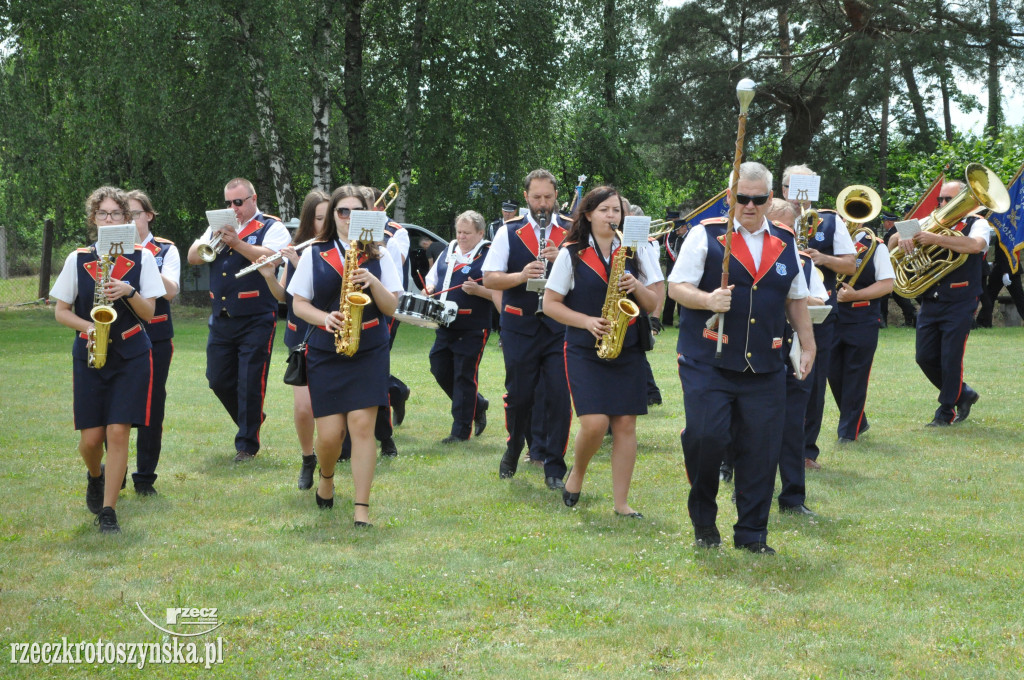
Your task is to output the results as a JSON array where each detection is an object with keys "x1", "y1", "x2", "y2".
[{"x1": 534, "y1": 210, "x2": 550, "y2": 317}]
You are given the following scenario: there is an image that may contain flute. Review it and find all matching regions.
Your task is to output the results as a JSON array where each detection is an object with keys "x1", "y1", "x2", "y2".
[{"x1": 234, "y1": 237, "x2": 320, "y2": 278}]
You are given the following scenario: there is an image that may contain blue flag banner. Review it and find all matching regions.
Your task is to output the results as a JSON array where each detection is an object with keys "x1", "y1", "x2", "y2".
[
  {"x1": 684, "y1": 189, "x2": 730, "y2": 227},
  {"x1": 988, "y1": 163, "x2": 1024, "y2": 273}
]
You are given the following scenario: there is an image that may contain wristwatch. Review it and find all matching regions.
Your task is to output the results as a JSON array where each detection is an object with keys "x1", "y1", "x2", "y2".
[{"x1": 126, "y1": 286, "x2": 137, "y2": 299}]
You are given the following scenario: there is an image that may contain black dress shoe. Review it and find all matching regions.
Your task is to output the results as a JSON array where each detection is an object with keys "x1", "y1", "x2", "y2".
[
  {"x1": 86, "y1": 466, "x2": 105, "y2": 515},
  {"x1": 233, "y1": 451, "x2": 255, "y2": 462},
  {"x1": 925, "y1": 416, "x2": 953, "y2": 427},
  {"x1": 380, "y1": 437, "x2": 398, "y2": 457},
  {"x1": 298, "y1": 454, "x2": 317, "y2": 490},
  {"x1": 694, "y1": 524, "x2": 721, "y2": 548},
  {"x1": 779, "y1": 503, "x2": 816, "y2": 516},
  {"x1": 736, "y1": 541, "x2": 776, "y2": 555},
  {"x1": 474, "y1": 398, "x2": 488, "y2": 437},
  {"x1": 647, "y1": 393, "x2": 662, "y2": 406},
  {"x1": 858, "y1": 422, "x2": 870, "y2": 435},
  {"x1": 545, "y1": 476, "x2": 566, "y2": 490},
  {"x1": 719, "y1": 462, "x2": 733, "y2": 483},
  {"x1": 134, "y1": 483, "x2": 158, "y2": 497},
  {"x1": 837, "y1": 437, "x2": 856, "y2": 444},
  {"x1": 441, "y1": 435, "x2": 468, "y2": 445},
  {"x1": 954, "y1": 391, "x2": 980, "y2": 423},
  {"x1": 499, "y1": 448, "x2": 519, "y2": 479},
  {"x1": 563, "y1": 488, "x2": 580, "y2": 507},
  {"x1": 392, "y1": 389, "x2": 409, "y2": 426}
]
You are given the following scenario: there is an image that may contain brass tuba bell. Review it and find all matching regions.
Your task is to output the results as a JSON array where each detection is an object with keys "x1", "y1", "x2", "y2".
[{"x1": 836, "y1": 185, "x2": 882, "y2": 288}]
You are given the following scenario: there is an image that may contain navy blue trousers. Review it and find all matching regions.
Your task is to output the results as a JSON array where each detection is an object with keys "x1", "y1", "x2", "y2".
[
  {"x1": 803, "y1": 317, "x2": 835, "y2": 462},
  {"x1": 679, "y1": 357, "x2": 785, "y2": 546},
  {"x1": 828, "y1": 322, "x2": 879, "y2": 440},
  {"x1": 430, "y1": 327, "x2": 489, "y2": 438},
  {"x1": 778, "y1": 364, "x2": 812, "y2": 508},
  {"x1": 134, "y1": 338, "x2": 173, "y2": 485},
  {"x1": 500, "y1": 326, "x2": 570, "y2": 479},
  {"x1": 206, "y1": 312, "x2": 276, "y2": 454},
  {"x1": 916, "y1": 297, "x2": 976, "y2": 421}
]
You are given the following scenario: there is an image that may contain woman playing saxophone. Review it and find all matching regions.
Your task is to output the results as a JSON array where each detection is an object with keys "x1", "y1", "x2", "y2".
[
  {"x1": 49, "y1": 186, "x2": 166, "y2": 533},
  {"x1": 286, "y1": 186, "x2": 404, "y2": 528},
  {"x1": 541, "y1": 186, "x2": 662, "y2": 518}
]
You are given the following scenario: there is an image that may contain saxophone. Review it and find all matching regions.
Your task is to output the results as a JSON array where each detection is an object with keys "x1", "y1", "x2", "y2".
[
  {"x1": 595, "y1": 233, "x2": 641, "y2": 360},
  {"x1": 334, "y1": 232, "x2": 373, "y2": 357},
  {"x1": 88, "y1": 245, "x2": 121, "y2": 369}
]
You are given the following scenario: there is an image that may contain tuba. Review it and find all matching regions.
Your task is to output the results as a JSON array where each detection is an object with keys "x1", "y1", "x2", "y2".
[
  {"x1": 88, "y1": 244, "x2": 122, "y2": 369},
  {"x1": 892, "y1": 164, "x2": 1010, "y2": 298},
  {"x1": 835, "y1": 185, "x2": 882, "y2": 288},
  {"x1": 595, "y1": 231, "x2": 641, "y2": 360},
  {"x1": 334, "y1": 230, "x2": 373, "y2": 357}
]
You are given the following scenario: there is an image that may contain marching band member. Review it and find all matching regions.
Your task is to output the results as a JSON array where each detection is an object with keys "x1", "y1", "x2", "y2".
[
  {"x1": 256, "y1": 190, "x2": 330, "y2": 489},
  {"x1": 187, "y1": 178, "x2": 290, "y2": 462},
  {"x1": 889, "y1": 180, "x2": 991, "y2": 426},
  {"x1": 424, "y1": 210, "x2": 494, "y2": 443},
  {"x1": 781, "y1": 165, "x2": 857, "y2": 470},
  {"x1": 669, "y1": 163, "x2": 815, "y2": 554},
  {"x1": 830, "y1": 227, "x2": 895, "y2": 442},
  {"x1": 543, "y1": 186, "x2": 662, "y2": 517},
  {"x1": 125, "y1": 190, "x2": 179, "y2": 497},
  {"x1": 287, "y1": 185, "x2": 404, "y2": 528},
  {"x1": 51, "y1": 186, "x2": 166, "y2": 533},
  {"x1": 483, "y1": 169, "x2": 572, "y2": 491}
]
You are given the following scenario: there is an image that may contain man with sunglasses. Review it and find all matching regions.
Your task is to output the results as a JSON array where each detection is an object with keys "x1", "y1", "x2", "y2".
[
  {"x1": 888, "y1": 180, "x2": 991, "y2": 426},
  {"x1": 781, "y1": 165, "x2": 857, "y2": 471},
  {"x1": 669, "y1": 162, "x2": 816, "y2": 555},
  {"x1": 188, "y1": 177, "x2": 291, "y2": 462}
]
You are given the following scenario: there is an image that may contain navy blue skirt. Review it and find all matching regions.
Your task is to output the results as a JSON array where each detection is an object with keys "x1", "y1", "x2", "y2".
[
  {"x1": 565, "y1": 342, "x2": 647, "y2": 416},
  {"x1": 73, "y1": 350, "x2": 153, "y2": 430},
  {"x1": 306, "y1": 343, "x2": 390, "y2": 418}
]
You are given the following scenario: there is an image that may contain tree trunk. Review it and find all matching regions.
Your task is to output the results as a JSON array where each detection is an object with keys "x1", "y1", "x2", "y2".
[
  {"x1": 343, "y1": 0, "x2": 369, "y2": 185},
  {"x1": 985, "y1": 0, "x2": 1001, "y2": 138},
  {"x1": 898, "y1": 56, "x2": 934, "y2": 151},
  {"x1": 879, "y1": 60, "x2": 890, "y2": 195},
  {"x1": 935, "y1": 0, "x2": 953, "y2": 143},
  {"x1": 311, "y1": 6, "x2": 333, "y2": 193},
  {"x1": 778, "y1": 5, "x2": 791, "y2": 78},
  {"x1": 394, "y1": 0, "x2": 428, "y2": 223},
  {"x1": 235, "y1": 14, "x2": 295, "y2": 220}
]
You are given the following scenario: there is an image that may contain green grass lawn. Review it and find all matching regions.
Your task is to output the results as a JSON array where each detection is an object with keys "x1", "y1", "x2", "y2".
[{"x1": 1, "y1": 307, "x2": 1022, "y2": 678}]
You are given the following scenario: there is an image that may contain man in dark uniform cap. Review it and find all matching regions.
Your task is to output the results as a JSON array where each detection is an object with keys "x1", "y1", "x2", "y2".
[{"x1": 488, "y1": 201, "x2": 519, "y2": 241}]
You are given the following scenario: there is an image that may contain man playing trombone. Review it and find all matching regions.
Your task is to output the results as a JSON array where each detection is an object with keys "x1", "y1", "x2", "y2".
[{"x1": 187, "y1": 177, "x2": 290, "y2": 461}]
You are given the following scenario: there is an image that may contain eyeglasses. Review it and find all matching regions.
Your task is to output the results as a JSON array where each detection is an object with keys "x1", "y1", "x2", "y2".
[
  {"x1": 95, "y1": 210, "x2": 125, "y2": 220},
  {"x1": 936, "y1": 196, "x2": 953, "y2": 205},
  {"x1": 130, "y1": 210, "x2": 147, "y2": 218},
  {"x1": 224, "y1": 195, "x2": 253, "y2": 208},
  {"x1": 335, "y1": 207, "x2": 352, "y2": 218},
  {"x1": 735, "y1": 194, "x2": 770, "y2": 206}
]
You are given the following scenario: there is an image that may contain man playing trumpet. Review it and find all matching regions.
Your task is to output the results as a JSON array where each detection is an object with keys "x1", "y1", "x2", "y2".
[{"x1": 187, "y1": 177, "x2": 291, "y2": 461}]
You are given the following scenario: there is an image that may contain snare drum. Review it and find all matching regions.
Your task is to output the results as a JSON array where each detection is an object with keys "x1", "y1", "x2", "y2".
[{"x1": 394, "y1": 292, "x2": 447, "y2": 328}]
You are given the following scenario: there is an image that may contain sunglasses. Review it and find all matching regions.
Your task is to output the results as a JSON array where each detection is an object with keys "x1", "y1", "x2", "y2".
[
  {"x1": 735, "y1": 194, "x2": 770, "y2": 206},
  {"x1": 936, "y1": 196, "x2": 952, "y2": 205},
  {"x1": 335, "y1": 207, "x2": 353, "y2": 218},
  {"x1": 224, "y1": 195, "x2": 253, "y2": 208}
]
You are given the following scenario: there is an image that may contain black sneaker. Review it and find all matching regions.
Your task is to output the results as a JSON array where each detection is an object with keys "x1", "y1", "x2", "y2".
[
  {"x1": 95, "y1": 506, "x2": 120, "y2": 534},
  {"x1": 86, "y1": 466, "x2": 105, "y2": 515},
  {"x1": 298, "y1": 454, "x2": 317, "y2": 490}
]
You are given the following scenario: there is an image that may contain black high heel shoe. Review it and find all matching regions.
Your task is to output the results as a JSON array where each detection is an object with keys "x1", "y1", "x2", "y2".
[
  {"x1": 563, "y1": 488, "x2": 580, "y2": 507},
  {"x1": 353, "y1": 502, "x2": 372, "y2": 528},
  {"x1": 315, "y1": 471, "x2": 334, "y2": 509}
]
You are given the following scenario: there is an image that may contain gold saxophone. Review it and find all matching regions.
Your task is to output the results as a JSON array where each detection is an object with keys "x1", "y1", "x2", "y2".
[
  {"x1": 88, "y1": 244, "x2": 122, "y2": 369},
  {"x1": 596, "y1": 232, "x2": 641, "y2": 360},
  {"x1": 334, "y1": 231, "x2": 373, "y2": 357}
]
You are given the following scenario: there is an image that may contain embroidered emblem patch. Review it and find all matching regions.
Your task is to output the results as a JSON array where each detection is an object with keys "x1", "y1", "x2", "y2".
[
  {"x1": 814, "y1": 231, "x2": 825, "y2": 242},
  {"x1": 155, "y1": 256, "x2": 164, "y2": 267},
  {"x1": 247, "y1": 236, "x2": 258, "y2": 244},
  {"x1": 775, "y1": 262, "x2": 787, "y2": 276}
]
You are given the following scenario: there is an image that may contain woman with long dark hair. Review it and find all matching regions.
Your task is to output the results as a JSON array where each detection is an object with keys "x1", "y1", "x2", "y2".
[
  {"x1": 542, "y1": 186, "x2": 662, "y2": 517},
  {"x1": 286, "y1": 186, "x2": 404, "y2": 528}
]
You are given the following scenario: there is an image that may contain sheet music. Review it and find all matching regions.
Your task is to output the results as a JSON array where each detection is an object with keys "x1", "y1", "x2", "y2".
[
  {"x1": 348, "y1": 210, "x2": 387, "y2": 242},
  {"x1": 97, "y1": 224, "x2": 137, "y2": 257},
  {"x1": 808, "y1": 305, "x2": 832, "y2": 324},
  {"x1": 895, "y1": 219, "x2": 922, "y2": 240},
  {"x1": 787, "y1": 174, "x2": 821, "y2": 203},
  {"x1": 622, "y1": 216, "x2": 651, "y2": 249},
  {"x1": 206, "y1": 209, "x2": 237, "y2": 232},
  {"x1": 789, "y1": 331, "x2": 803, "y2": 379}
]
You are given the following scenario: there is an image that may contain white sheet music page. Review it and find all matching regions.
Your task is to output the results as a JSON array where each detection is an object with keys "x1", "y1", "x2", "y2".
[
  {"x1": 97, "y1": 224, "x2": 137, "y2": 257},
  {"x1": 895, "y1": 219, "x2": 922, "y2": 240},
  {"x1": 348, "y1": 210, "x2": 387, "y2": 242},
  {"x1": 787, "y1": 174, "x2": 821, "y2": 203},
  {"x1": 622, "y1": 216, "x2": 651, "y2": 249},
  {"x1": 206, "y1": 209, "x2": 237, "y2": 232}
]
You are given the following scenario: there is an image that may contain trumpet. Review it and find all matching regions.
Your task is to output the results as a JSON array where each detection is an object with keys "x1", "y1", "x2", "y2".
[
  {"x1": 647, "y1": 217, "x2": 689, "y2": 239},
  {"x1": 235, "y1": 237, "x2": 321, "y2": 278},
  {"x1": 835, "y1": 185, "x2": 882, "y2": 288},
  {"x1": 197, "y1": 230, "x2": 229, "y2": 262},
  {"x1": 375, "y1": 182, "x2": 399, "y2": 212}
]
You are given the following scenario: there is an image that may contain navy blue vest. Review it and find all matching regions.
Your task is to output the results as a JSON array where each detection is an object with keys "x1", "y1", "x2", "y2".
[
  {"x1": 72, "y1": 247, "x2": 153, "y2": 362},
  {"x1": 838, "y1": 236, "x2": 883, "y2": 324},
  {"x1": 209, "y1": 214, "x2": 280, "y2": 317},
  {"x1": 562, "y1": 243, "x2": 641, "y2": 352},
  {"x1": 923, "y1": 216, "x2": 984, "y2": 303},
  {"x1": 678, "y1": 221, "x2": 798, "y2": 373},
  {"x1": 283, "y1": 259, "x2": 310, "y2": 348},
  {"x1": 306, "y1": 241, "x2": 389, "y2": 354},
  {"x1": 141, "y1": 237, "x2": 174, "y2": 342},
  {"x1": 434, "y1": 242, "x2": 492, "y2": 332},
  {"x1": 384, "y1": 221, "x2": 411, "y2": 290},
  {"x1": 498, "y1": 215, "x2": 570, "y2": 335},
  {"x1": 809, "y1": 209, "x2": 840, "y2": 312}
]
